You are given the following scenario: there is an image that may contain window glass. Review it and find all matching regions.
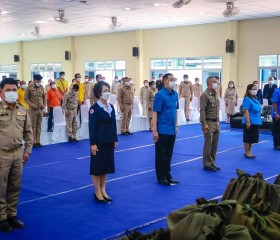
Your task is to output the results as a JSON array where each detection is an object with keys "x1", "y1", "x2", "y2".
[
  {"x1": 167, "y1": 58, "x2": 184, "y2": 69},
  {"x1": 185, "y1": 58, "x2": 203, "y2": 69},
  {"x1": 203, "y1": 57, "x2": 222, "y2": 69},
  {"x1": 259, "y1": 55, "x2": 277, "y2": 67},
  {"x1": 115, "y1": 61, "x2": 126, "y2": 69},
  {"x1": 105, "y1": 61, "x2": 114, "y2": 70},
  {"x1": 151, "y1": 59, "x2": 167, "y2": 70}
]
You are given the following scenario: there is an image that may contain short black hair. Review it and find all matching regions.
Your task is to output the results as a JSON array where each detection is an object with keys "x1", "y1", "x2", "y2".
[
  {"x1": 93, "y1": 81, "x2": 110, "y2": 99},
  {"x1": 143, "y1": 80, "x2": 148, "y2": 84},
  {"x1": 34, "y1": 74, "x2": 43, "y2": 80},
  {"x1": 183, "y1": 74, "x2": 188, "y2": 78},
  {"x1": 149, "y1": 80, "x2": 155, "y2": 87},
  {"x1": 72, "y1": 84, "x2": 80, "y2": 90},
  {"x1": 96, "y1": 74, "x2": 102, "y2": 80},
  {"x1": 162, "y1": 73, "x2": 173, "y2": 83},
  {"x1": 75, "y1": 73, "x2": 81, "y2": 78},
  {"x1": 0, "y1": 78, "x2": 18, "y2": 89},
  {"x1": 60, "y1": 71, "x2": 65, "y2": 76}
]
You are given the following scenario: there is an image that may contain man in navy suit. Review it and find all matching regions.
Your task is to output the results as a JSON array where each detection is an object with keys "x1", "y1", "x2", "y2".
[{"x1": 263, "y1": 77, "x2": 277, "y2": 105}]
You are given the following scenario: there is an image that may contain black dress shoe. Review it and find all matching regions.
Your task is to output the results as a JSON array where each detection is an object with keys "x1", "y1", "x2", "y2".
[
  {"x1": 102, "y1": 195, "x2": 112, "y2": 202},
  {"x1": 212, "y1": 164, "x2": 221, "y2": 171},
  {"x1": 68, "y1": 137, "x2": 74, "y2": 142},
  {"x1": 204, "y1": 165, "x2": 217, "y2": 171},
  {"x1": 167, "y1": 179, "x2": 179, "y2": 184},
  {"x1": 244, "y1": 153, "x2": 255, "y2": 159},
  {"x1": 158, "y1": 179, "x2": 171, "y2": 186},
  {"x1": 274, "y1": 146, "x2": 280, "y2": 150},
  {"x1": 7, "y1": 217, "x2": 24, "y2": 229},
  {"x1": 37, "y1": 143, "x2": 43, "y2": 147},
  {"x1": 73, "y1": 138, "x2": 79, "y2": 142},
  {"x1": 126, "y1": 131, "x2": 133, "y2": 135},
  {"x1": 121, "y1": 132, "x2": 128, "y2": 136},
  {"x1": 186, "y1": 118, "x2": 190, "y2": 121},
  {"x1": 94, "y1": 193, "x2": 107, "y2": 203},
  {"x1": 33, "y1": 144, "x2": 38, "y2": 148},
  {"x1": 0, "y1": 219, "x2": 12, "y2": 232}
]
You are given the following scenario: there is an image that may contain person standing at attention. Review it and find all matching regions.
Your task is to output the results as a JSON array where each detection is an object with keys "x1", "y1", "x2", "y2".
[
  {"x1": 200, "y1": 77, "x2": 221, "y2": 171},
  {"x1": 271, "y1": 86, "x2": 280, "y2": 150},
  {"x1": 224, "y1": 81, "x2": 238, "y2": 123},
  {"x1": 0, "y1": 78, "x2": 33, "y2": 232},
  {"x1": 89, "y1": 81, "x2": 118, "y2": 203},
  {"x1": 83, "y1": 75, "x2": 92, "y2": 103},
  {"x1": 153, "y1": 73, "x2": 179, "y2": 186},
  {"x1": 242, "y1": 84, "x2": 262, "y2": 158},
  {"x1": 56, "y1": 71, "x2": 68, "y2": 100},
  {"x1": 118, "y1": 77, "x2": 134, "y2": 135},
  {"x1": 253, "y1": 80, "x2": 263, "y2": 105},
  {"x1": 24, "y1": 74, "x2": 46, "y2": 147},
  {"x1": 179, "y1": 74, "x2": 193, "y2": 121},
  {"x1": 192, "y1": 77, "x2": 203, "y2": 106},
  {"x1": 17, "y1": 81, "x2": 29, "y2": 109},
  {"x1": 140, "y1": 80, "x2": 149, "y2": 116},
  {"x1": 46, "y1": 81, "x2": 62, "y2": 132},
  {"x1": 146, "y1": 80, "x2": 157, "y2": 131},
  {"x1": 263, "y1": 76, "x2": 277, "y2": 105}
]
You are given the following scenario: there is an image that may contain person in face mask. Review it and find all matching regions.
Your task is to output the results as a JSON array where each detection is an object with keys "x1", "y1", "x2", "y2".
[
  {"x1": 24, "y1": 74, "x2": 46, "y2": 147},
  {"x1": 242, "y1": 84, "x2": 262, "y2": 158},
  {"x1": 224, "y1": 81, "x2": 238, "y2": 123},
  {"x1": 140, "y1": 80, "x2": 149, "y2": 116},
  {"x1": 192, "y1": 77, "x2": 203, "y2": 106},
  {"x1": 253, "y1": 81, "x2": 263, "y2": 105},
  {"x1": 62, "y1": 84, "x2": 80, "y2": 142},
  {"x1": 17, "y1": 81, "x2": 29, "y2": 109},
  {"x1": 111, "y1": 76, "x2": 119, "y2": 95},
  {"x1": 0, "y1": 78, "x2": 33, "y2": 232},
  {"x1": 271, "y1": 83, "x2": 280, "y2": 150},
  {"x1": 74, "y1": 73, "x2": 85, "y2": 127},
  {"x1": 200, "y1": 77, "x2": 221, "y2": 171},
  {"x1": 156, "y1": 73, "x2": 164, "y2": 91},
  {"x1": 146, "y1": 80, "x2": 157, "y2": 131},
  {"x1": 89, "y1": 81, "x2": 118, "y2": 203},
  {"x1": 263, "y1": 76, "x2": 277, "y2": 105},
  {"x1": 44, "y1": 79, "x2": 52, "y2": 93},
  {"x1": 179, "y1": 74, "x2": 193, "y2": 121},
  {"x1": 117, "y1": 77, "x2": 134, "y2": 135},
  {"x1": 56, "y1": 71, "x2": 69, "y2": 98},
  {"x1": 46, "y1": 81, "x2": 62, "y2": 132},
  {"x1": 83, "y1": 75, "x2": 93, "y2": 102},
  {"x1": 152, "y1": 73, "x2": 179, "y2": 186}
]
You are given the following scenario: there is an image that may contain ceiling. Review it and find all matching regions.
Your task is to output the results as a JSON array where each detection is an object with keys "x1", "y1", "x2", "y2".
[{"x1": 0, "y1": 0, "x2": 279, "y2": 44}]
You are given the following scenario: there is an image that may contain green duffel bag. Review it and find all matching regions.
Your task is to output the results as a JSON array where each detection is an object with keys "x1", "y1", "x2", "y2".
[
  {"x1": 117, "y1": 228, "x2": 170, "y2": 240},
  {"x1": 198, "y1": 223, "x2": 252, "y2": 240},
  {"x1": 222, "y1": 169, "x2": 280, "y2": 213},
  {"x1": 167, "y1": 198, "x2": 237, "y2": 240},
  {"x1": 231, "y1": 195, "x2": 280, "y2": 240},
  {"x1": 274, "y1": 174, "x2": 280, "y2": 185}
]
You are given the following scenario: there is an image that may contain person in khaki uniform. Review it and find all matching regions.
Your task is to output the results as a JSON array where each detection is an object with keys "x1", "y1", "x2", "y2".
[
  {"x1": 200, "y1": 77, "x2": 221, "y2": 172},
  {"x1": 24, "y1": 74, "x2": 46, "y2": 147},
  {"x1": 179, "y1": 74, "x2": 193, "y2": 121},
  {"x1": 215, "y1": 76, "x2": 222, "y2": 98},
  {"x1": 192, "y1": 77, "x2": 203, "y2": 106},
  {"x1": 62, "y1": 84, "x2": 79, "y2": 142},
  {"x1": 118, "y1": 77, "x2": 134, "y2": 135},
  {"x1": 111, "y1": 76, "x2": 119, "y2": 95},
  {"x1": 146, "y1": 80, "x2": 157, "y2": 131},
  {"x1": 0, "y1": 78, "x2": 33, "y2": 232},
  {"x1": 83, "y1": 75, "x2": 93, "y2": 101},
  {"x1": 140, "y1": 80, "x2": 149, "y2": 116},
  {"x1": 224, "y1": 81, "x2": 238, "y2": 123}
]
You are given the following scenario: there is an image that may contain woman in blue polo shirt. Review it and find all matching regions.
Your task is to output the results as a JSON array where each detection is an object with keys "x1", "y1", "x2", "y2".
[{"x1": 242, "y1": 84, "x2": 262, "y2": 158}]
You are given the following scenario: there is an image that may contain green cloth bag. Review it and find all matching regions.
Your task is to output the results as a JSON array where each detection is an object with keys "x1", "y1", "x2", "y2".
[
  {"x1": 274, "y1": 174, "x2": 280, "y2": 185},
  {"x1": 231, "y1": 195, "x2": 280, "y2": 240},
  {"x1": 167, "y1": 198, "x2": 237, "y2": 240},
  {"x1": 117, "y1": 228, "x2": 170, "y2": 240},
  {"x1": 198, "y1": 224, "x2": 252, "y2": 240}
]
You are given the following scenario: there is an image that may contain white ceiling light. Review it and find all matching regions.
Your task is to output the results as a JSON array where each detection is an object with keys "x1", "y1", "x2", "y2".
[
  {"x1": 0, "y1": 10, "x2": 10, "y2": 15},
  {"x1": 35, "y1": 20, "x2": 46, "y2": 24},
  {"x1": 200, "y1": 11, "x2": 205, "y2": 15},
  {"x1": 154, "y1": 3, "x2": 160, "y2": 7},
  {"x1": 125, "y1": 7, "x2": 131, "y2": 11}
]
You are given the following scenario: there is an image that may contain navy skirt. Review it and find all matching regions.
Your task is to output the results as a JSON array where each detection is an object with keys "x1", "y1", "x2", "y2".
[
  {"x1": 90, "y1": 143, "x2": 115, "y2": 176},
  {"x1": 243, "y1": 124, "x2": 259, "y2": 144}
]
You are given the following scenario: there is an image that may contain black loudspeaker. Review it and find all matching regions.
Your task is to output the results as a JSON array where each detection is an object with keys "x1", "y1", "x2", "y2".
[
  {"x1": 226, "y1": 39, "x2": 234, "y2": 53},
  {"x1": 14, "y1": 55, "x2": 20, "y2": 62},
  {"x1": 132, "y1": 47, "x2": 139, "y2": 57},
  {"x1": 65, "y1": 51, "x2": 71, "y2": 60}
]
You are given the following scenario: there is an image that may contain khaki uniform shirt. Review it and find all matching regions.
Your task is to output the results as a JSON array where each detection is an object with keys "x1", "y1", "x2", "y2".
[
  {"x1": 179, "y1": 81, "x2": 193, "y2": 97},
  {"x1": 84, "y1": 81, "x2": 93, "y2": 100},
  {"x1": 90, "y1": 84, "x2": 97, "y2": 105},
  {"x1": 192, "y1": 83, "x2": 203, "y2": 98},
  {"x1": 111, "y1": 82, "x2": 119, "y2": 95},
  {"x1": 117, "y1": 85, "x2": 134, "y2": 108},
  {"x1": 200, "y1": 89, "x2": 220, "y2": 127},
  {"x1": 24, "y1": 84, "x2": 46, "y2": 110},
  {"x1": 62, "y1": 92, "x2": 78, "y2": 111},
  {"x1": 140, "y1": 86, "x2": 149, "y2": 103},
  {"x1": 218, "y1": 84, "x2": 222, "y2": 98},
  {"x1": 0, "y1": 102, "x2": 33, "y2": 153}
]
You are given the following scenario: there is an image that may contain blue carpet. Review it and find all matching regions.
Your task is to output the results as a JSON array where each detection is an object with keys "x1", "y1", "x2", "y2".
[{"x1": 1, "y1": 123, "x2": 279, "y2": 240}]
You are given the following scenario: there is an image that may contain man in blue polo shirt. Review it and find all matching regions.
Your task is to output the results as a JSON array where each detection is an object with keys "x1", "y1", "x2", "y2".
[
  {"x1": 152, "y1": 73, "x2": 179, "y2": 186},
  {"x1": 271, "y1": 87, "x2": 280, "y2": 150}
]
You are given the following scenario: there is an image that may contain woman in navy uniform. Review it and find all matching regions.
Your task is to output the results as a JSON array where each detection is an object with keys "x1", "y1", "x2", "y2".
[{"x1": 89, "y1": 81, "x2": 118, "y2": 203}]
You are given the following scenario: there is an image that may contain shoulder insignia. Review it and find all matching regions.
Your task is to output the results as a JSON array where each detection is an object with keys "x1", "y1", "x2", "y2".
[{"x1": 89, "y1": 109, "x2": 94, "y2": 114}]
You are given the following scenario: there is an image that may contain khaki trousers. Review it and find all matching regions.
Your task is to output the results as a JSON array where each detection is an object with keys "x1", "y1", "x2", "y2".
[
  {"x1": 66, "y1": 109, "x2": 78, "y2": 138},
  {"x1": 184, "y1": 97, "x2": 191, "y2": 119},
  {"x1": 121, "y1": 103, "x2": 133, "y2": 133},
  {"x1": 142, "y1": 100, "x2": 147, "y2": 116},
  {"x1": 203, "y1": 121, "x2": 220, "y2": 167},
  {"x1": 0, "y1": 148, "x2": 23, "y2": 221},
  {"x1": 29, "y1": 109, "x2": 43, "y2": 144}
]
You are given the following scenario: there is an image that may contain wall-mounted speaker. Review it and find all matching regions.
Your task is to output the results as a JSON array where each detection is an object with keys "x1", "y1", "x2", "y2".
[
  {"x1": 14, "y1": 55, "x2": 20, "y2": 62},
  {"x1": 65, "y1": 51, "x2": 71, "y2": 60},
  {"x1": 226, "y1": 39, "x2": 234, "y2": 53},
  {"x1": 132, "y1": 47, "x2": 139, "y2": 57}
]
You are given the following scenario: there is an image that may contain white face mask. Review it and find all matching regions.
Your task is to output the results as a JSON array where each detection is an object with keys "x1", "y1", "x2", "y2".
[
  {"x1": 184, "y1": 78, "x2": 188, "y2": 82},
  {"x1": 35, "y1": 82, "x2": 41, "y2": 87},
  {"x1": 61, "y1": 76, "x2": 65, "y2": 79},
  {"x1": 212, "y1": 83, "x2": 218, "y2": 90},
  {"x1": 4, "y1": 91, "x2": 18, "y2": 103},
  {"x1": 51, "y1": 84, "x2": 56, "y2": 89},
  {"x1": 229, "y1": 84, "x2": 234, "y2": 88},
  {"x1": 195, "y1": 81, "x2": 199, "y2": 84},
  {"x1": 144, "y1": 83, "x2": 149, "y2": 87},
  {"x1": 72, "y1": 91, "x2": 78, "y2": 95},
  {"x1": 21, "y1": 84, "x2": 27, "y2": 89},
  {"x1": 169, "y1": 81, "x2": 175, "y2": 89},
  {"x1": 250, "y1": 90, "x2": 258, "y2": 96},
  {"x1": 152, "y1": 85, "x2": 156, "y2": 89},
  {"x1": 76, "y1": 78, "x2": 81, "y2": 82},
  {"x1": 101, "y1": 92, "x2": 111, "y2": 101},
  {"x1": 85, "y1": 79, "x2": 89, "y2": 82},
  {"x1": 269, "y1": 80, "x2": 273, "y2": 84},
  {"x1": 124, "y1": 82, "x2": 131, "y2": 87}
]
